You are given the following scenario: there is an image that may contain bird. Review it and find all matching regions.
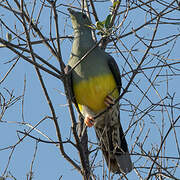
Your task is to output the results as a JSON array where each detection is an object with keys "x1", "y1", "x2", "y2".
[{"x1": 67, "y1": 8, "x2": 133, "y2": 174}]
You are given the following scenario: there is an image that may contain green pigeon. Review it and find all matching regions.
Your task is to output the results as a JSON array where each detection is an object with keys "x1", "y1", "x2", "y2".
[{"x1": 67, "y1": 8, "x2": 133, "y2": 174}]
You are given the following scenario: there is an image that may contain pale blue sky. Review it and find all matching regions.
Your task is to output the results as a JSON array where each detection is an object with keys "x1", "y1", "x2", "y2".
[{"x1": 1, "y1": 1, "x2": 180, "y2": 179}]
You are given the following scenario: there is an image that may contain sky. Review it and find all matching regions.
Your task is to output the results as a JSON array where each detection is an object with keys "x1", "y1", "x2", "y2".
[{"x1": 0, "y1": 0, "x2": 180, "y2": 180}]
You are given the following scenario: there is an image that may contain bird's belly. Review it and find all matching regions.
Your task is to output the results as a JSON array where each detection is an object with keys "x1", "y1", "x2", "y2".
[{"x1": 73, "y1": 73, "x2": 119, "y2": 113}]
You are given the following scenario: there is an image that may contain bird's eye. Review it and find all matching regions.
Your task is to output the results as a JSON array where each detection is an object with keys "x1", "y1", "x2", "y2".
[{"x1": 82, "y1": 14, "x2": 87, "y2": 19}]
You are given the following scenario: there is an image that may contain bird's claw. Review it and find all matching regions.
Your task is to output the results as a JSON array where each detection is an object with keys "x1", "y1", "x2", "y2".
[
  {"x1": 84, "y1": 116, "x2": 94, "y2": 127},
  {"x1": 104, "y1": 95, "x2": 115, "y2": 107},
  {"x1": 84, "y1": 95, "x2": 115, "y2": 127}
]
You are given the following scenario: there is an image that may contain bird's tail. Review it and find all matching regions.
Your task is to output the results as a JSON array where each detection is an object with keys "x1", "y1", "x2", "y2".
[{"x1": 94, "y1": 106, "x2": 133, "y2": 174}]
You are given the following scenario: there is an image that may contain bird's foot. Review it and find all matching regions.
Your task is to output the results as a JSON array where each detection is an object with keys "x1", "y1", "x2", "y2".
[
  {"x1": 84, "y1": 116, "x2": 94, "y2": 127},
  {"x1": 104, "y1": 95, "x2": 115, "y2": 107},
  {"x1": 84, "y1": 95, "x2": 115, "y2": 127}
]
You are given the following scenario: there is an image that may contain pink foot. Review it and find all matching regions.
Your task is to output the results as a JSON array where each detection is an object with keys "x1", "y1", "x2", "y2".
[{"x1": 84, "y1": 116, "x2": 94, "y2": 127}]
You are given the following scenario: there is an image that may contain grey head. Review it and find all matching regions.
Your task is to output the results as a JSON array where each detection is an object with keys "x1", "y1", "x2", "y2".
[{"x1": 68, "y1": 8, "x2": 92, "y2": 31}]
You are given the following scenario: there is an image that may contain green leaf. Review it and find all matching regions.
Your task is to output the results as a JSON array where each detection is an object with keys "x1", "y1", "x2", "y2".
[
  {"x1": 6, "y1": 32, "x2": 12, "y2": 42},
  {"x1": 105, "y1": 14, "x2": 112, "y2": 29},
  {"x1": 95, "y1": 21, "x2": 104, "y2": 30},
  {"x1": 87, "y1": 24, "x2": 96, "y2": 30},
  {"x1": 113, "y1": 0, "x2": 120, "y2": 9}
]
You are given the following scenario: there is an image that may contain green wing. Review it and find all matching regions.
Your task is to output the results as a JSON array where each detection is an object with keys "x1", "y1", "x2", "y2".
[{"x1": 107, "y1": 57, "x2": 122, "y2": 94}]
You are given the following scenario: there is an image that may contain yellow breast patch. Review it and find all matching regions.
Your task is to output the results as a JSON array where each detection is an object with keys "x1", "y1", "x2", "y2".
[{"x1": 73, "y1": 73, "x2": 119, "y2": 113}]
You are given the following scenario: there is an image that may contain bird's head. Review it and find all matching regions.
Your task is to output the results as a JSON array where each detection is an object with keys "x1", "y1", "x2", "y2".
[{"x1": 68, "y1": 8, "x2": 92, "y2": 31}]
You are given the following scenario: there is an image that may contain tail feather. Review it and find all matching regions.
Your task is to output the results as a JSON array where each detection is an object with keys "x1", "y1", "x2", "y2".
[
  {"x1": 82, "y1": 104, "x2": 133, "y2": 173},
  {"x1": 94, "y1": 105, "x2": 133, "y2": 174},
  {"x1": 95, "y1": 125, "x2": 133, "y2": 174},
  {"x1": 115, "y1": 152, "x2": 133, "y2": 173}
]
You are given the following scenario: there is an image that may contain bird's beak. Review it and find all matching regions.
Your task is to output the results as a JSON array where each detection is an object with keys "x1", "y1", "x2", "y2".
[{"x1": 68, "y1": 8, "x2": 75, "y2": 15}]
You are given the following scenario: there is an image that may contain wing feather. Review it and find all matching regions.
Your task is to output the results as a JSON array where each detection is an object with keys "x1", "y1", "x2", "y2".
[{"x1": 107, "y1": 57, "x2": 122, "y2": 94}]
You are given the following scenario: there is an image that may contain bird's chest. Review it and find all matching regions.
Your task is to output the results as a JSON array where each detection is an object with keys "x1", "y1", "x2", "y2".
[{"x1": 73, "y1": 73, "x2": 119, "y2": 113}]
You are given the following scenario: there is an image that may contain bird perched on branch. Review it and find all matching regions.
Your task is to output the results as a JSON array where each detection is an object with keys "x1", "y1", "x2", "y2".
[{"x1": 67, "y1": 8, "x2": 133, "y2": 174}]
